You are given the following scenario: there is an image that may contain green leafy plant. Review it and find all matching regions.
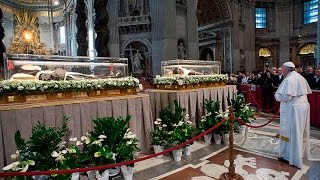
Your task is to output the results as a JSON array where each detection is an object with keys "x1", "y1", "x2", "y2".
[
  {"x1": 81, "y1": 115, "x2": 139, "y2": 167},
  {"x1": 152, "y1": 100, "x2": 198, "y2": 148},
  {"x1": 200, "y1": 99, "x2": 229, "y2": 135},
  {"x1": 2, "y1": 117, "x2": 70, "y2": 179},
  {"x1": 150, "y1": 118, "x2": 169, "y2": 146},
  {"x1": 13, "y1": 117, "x2": 69, "y2": 172},
  {"x1": 229, "y1": 94, "x2": 255, "y2": 123}
]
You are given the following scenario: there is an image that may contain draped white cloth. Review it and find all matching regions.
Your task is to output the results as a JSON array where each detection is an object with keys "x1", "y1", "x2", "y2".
[{"x1": 275, "y1": 71, "x2": 312, "y2": 169}]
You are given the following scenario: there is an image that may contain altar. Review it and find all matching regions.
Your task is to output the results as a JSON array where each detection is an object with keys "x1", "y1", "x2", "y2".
[
  {"x1": 145, "y1": 85, "x2": 237, "y2": 126},
  {"x1": 0, "y1": 94, "x2": 153, "y2": 168}
]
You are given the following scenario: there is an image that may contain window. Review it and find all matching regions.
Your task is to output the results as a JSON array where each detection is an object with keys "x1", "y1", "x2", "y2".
[
  {"x1": 59, "y1": 26, "x2": 65, "y2": 44},
  {"x1": 255, "y1": 8, "x2": 267, "y2": 29},
  {"x1": 304, "y1": 0, "x2": 318, "y2": 24}
]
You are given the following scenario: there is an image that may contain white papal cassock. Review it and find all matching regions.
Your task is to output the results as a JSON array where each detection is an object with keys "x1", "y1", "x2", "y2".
[{"x1": 275, "y1": 71, "x2": 312, "y2": 169}]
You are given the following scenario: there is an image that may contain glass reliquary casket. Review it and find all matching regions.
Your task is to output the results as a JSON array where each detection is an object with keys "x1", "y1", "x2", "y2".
[
  {"x1": 3, "y1": 54, "x2": 128, "y2": 81},
  {"x1": 161, "y1": 59, "x2": 221, "y2": 76}
]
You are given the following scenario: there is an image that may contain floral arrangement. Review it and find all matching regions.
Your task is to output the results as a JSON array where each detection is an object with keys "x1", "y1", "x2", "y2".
[
  {"x1": 200, "y1": 100, "x2": 229, "y2": 135},
  {"x1": 3, "y1": 115, "x2": 139, "y2": 179},
  {"x1": 229, "y1": 94, "x2": 255, "y2": 123},
  {"x1": 0, "y1": 76, "x2": 139, "y2": 95},
  {"x1": 81, "y1": 115, "x2": 139, "y2": 167},
  {"x1": 153, "y1": 74, "x2": 229, "y2": 86},
  {"x1": 151, "y1": 100, "x2": 198, "y2": 147},
  {"x1": 3, "y1": 117, "x2": 70, "y2": 178}
]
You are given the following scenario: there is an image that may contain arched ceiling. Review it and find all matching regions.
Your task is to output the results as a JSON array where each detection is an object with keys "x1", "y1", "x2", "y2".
[
  {"x1": 197, "y1": 0, "x2": 231, "y2": 27},
  {"x1": 0, "y1": 0, "x2": 63, "y2": 11}
]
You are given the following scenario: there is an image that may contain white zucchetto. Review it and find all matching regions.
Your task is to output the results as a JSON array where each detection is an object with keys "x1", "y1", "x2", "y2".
[{"x1": 283, "y1": 62, "x2": 295, "y2": 68}]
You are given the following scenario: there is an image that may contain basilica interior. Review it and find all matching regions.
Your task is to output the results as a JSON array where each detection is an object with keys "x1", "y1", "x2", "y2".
[{"x1": 0, "y1": 0, "x2": 320, "y2": 180}]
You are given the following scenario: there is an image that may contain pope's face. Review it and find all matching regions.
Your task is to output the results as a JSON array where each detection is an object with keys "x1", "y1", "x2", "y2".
[{"x1": 281, "y1": 65, "x2": 289, "y2": 77}]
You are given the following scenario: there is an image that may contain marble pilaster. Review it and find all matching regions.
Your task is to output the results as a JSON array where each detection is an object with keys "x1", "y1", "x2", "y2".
[
  {"x1": 108, "y1": 0, "x2": 120, "y2": 57},
  {"x1": 277, "y1": 4, "x2": 290, "y2": 65},
  {"x1": 186, "y1": 0, "x2": 198, "y2": 60},
  {"x1": 151, "y1": 0, "x2": 177, "y2": 76}
]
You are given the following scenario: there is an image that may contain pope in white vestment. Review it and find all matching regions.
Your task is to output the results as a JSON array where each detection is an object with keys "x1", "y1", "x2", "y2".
[{"x1": 274, "y1": 62, "x2": 312, "y2": 169}]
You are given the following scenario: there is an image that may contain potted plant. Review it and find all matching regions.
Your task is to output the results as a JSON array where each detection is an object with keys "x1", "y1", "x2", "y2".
[
  {"x1": 3, "y1": 117, "x2": 71, "y2": 179},
  {"x1": 199, "y1": 100, "x2": 228, "y2": 144},
  {"x1": 154, "y1": 100, "x2": 197, "y2": 161},
  {"x1": 229, "y1": 94, "x2": 255, "y2": 134},
  {"x1": 150, "y1": 118, "x2": 169, "y2": 158},
  {"x1": 80, "y1": 115, "x2": 139, "y2": 180}
]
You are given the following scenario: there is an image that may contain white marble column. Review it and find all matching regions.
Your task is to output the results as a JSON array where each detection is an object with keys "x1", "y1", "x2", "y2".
[
  {"x1": 108, "y1": 0, "x2": 120, "y2": 57},
  {"x1": 48, "y1": 3, "x2": 55, "y2": 53},
  {"x1": 84, "y1": 0, "x2": 96, "y2": 57}
]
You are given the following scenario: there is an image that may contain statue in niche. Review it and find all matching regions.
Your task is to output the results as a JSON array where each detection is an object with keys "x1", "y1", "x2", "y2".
[
  {"x1": 133, "y1": 50, "x2": 143, "y2": 73},
  {"x1": 177, "y1": 42, "x2": 186, "y2": 59},
  {"x1": 240, "y1": 49, "x2": 246, "y2": 71},
  {"x1": 206, "y1": 53, "x2": 213, "y2": 61}
]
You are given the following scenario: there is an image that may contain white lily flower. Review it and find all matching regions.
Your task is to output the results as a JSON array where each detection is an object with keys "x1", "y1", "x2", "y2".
[
  {"x1": 3, "y1": 162, "x2": 20, "y2": 171},
  {"x1": 11, "y1": 153, "x2": 19, "y2": 159},
  {"x1": 69, "y1": 137, "x2": 77, "y2": 142},
  {"x1": 112, "y1": 153, "x2": 117, "y2": 160},
  {"x1": 92, "y1": 140, "x2": 102, "y2": 146},
  {"x1": 51, "y1": 151, "x2": 59, "y2": 157},
  {"x1": 98, "y1": 135, "x2": 107, "y2": 139},
  {"x1": 162, "y1": 124, "x2": 167, "y2": 128},
  {"x1": 61, "y1": 150, "x2": 67, "y2": 154},
  {"x1": 156, "y1": 118, "x2": 162, "y2": 122},
  {"x1": 178, "y1": 121, "x2": 184, "y2": 126},
  {"x1": 81, "y1": 136, "x2": 87, "y2": 141},
  {"x1": 154, "y1": 121, "x2": 161, "y2": 125},
  {"x1": 55, "y1": 155, "x2": 66, "y2": 162},
  {"x1": 173, "y1": 123, "x2": 177, "y2": 127},
  {"x1": 76, "y1": 141, "x2": 83, "y2": 146},
  {"x1": 85, "y1": 138, "x2": 91, "y2": 144},
  {"x1": 187, "y1": 120, "x2": 192, "y2": 125},
  {"x1": 126, "y1": 140, "x2": 133, "y2": 145}
]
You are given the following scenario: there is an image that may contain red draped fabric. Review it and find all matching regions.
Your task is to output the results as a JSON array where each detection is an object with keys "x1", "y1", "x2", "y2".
[{"x1": 240, "y1": 84, "x2": 320, "y2": 128}]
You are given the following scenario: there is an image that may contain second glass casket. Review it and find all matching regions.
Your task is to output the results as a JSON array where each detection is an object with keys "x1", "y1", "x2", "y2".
[
  {"x1": 3, "y1": 54, "x2": 128, "y2": 81},
  {"x1": 161, "y1": 60, "x2": 221, "y2": 76}
]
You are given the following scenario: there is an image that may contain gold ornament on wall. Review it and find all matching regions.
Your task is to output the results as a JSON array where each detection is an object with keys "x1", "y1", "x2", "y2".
[
  {"x1": 8, "y1": 10, "x2": 48, "y2": 55},
  {"x1": 299, "y1": 43, "x2": 316, "y2": 55},
  {"x1": 259, "y1": 47, "x2": 272, "y2": 57}
]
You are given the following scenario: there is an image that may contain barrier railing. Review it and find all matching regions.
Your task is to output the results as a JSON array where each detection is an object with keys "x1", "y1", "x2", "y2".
[{"x1": 0, "y1": 105, "x2": 278, "y2": 178}]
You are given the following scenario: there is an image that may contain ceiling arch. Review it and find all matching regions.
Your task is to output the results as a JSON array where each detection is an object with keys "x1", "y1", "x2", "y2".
[{"x1": 197, "y1": 0, "x2": 231, "y2": 27}]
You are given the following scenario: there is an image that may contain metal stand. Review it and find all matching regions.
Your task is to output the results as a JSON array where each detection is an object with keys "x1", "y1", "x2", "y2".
[{"x1": 220, "y1": 107, "x2": 244, "y2": 180}]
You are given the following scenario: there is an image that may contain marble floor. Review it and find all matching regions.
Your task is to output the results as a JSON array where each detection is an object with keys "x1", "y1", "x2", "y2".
[{"x1": 118, "y1": 113, "x2": 320, "y2": 180}]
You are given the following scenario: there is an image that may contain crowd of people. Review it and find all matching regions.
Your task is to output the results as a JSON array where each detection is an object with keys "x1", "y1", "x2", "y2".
[{"x1": 227, "y1": 64, "x2": 320, "y2": 111}]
